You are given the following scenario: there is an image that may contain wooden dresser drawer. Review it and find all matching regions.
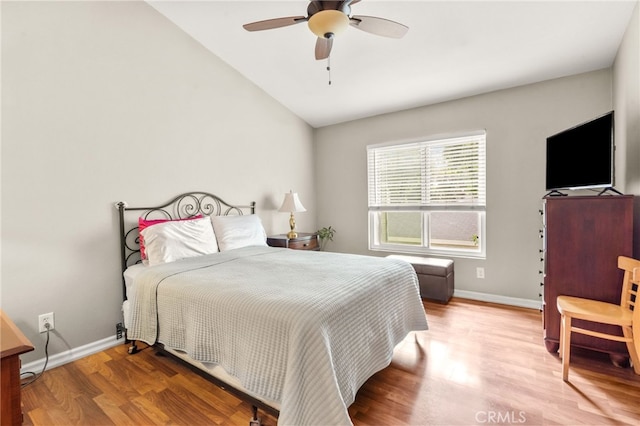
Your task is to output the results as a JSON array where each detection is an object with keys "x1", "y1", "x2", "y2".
[
  {"x1": 287, "y1": 236, "x2": 319, "y2": 250},
  {"x1": 267, "y1": 233, "x2": 319, "y2": 251}
]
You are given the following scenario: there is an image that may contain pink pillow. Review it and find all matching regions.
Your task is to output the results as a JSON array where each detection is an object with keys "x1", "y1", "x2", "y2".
[{"x1": 138, "y1": 215, "x2": 203, "y2": 261}]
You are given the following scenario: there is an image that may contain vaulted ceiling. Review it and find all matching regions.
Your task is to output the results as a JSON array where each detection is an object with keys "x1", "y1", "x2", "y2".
[{"x1": 149, "y1": 1, "x2": 637, "y2": 128}]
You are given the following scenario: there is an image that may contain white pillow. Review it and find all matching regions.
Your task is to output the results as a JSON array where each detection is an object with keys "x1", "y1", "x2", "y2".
[
  {"x1": 211, "y1": 215, "x2": 267, "y2": 252},
  {"x1": 141, "y1": 216, "x2": 218, "y2": 266}
]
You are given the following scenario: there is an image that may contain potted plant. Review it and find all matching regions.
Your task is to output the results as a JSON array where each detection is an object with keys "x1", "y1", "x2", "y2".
[{"x1": 317, "y1": 226, "x2": 336, "y2": 251}]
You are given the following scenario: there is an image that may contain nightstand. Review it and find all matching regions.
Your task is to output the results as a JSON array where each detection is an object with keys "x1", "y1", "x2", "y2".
[
  {"x1": 267, "y1": 233, "x2": 319, "y2": 251},
  {"x1": 1, "y1": 310, "x2": 34, "y2": 426}
]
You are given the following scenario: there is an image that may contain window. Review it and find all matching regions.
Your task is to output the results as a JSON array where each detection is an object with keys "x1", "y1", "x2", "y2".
[{"x1": 367, "y1": 132, "x2": 486, "y2": 258}]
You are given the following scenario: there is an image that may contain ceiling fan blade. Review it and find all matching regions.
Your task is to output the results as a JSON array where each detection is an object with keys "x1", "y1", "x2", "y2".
[
  {"x1": 349, "y1": 15, "x2": 409, "y2": 38},
  {"x1": 339, "y1": 0, "x2": 361, "y2": 8},
  {"x1": 315, "y1": 37, "x2": 333, "y2": 60},
  {"x1": 243, "y1": 16, "x2": 306, "y2": 32}
]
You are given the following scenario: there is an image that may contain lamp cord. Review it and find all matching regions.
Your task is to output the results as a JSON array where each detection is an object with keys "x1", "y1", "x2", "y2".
[
  {"x1": 20, "y1": 325, "x2": 50, "y2": 387},
  {"x1": 327, "y1": 56, "x2": 332, "y2": 86}
]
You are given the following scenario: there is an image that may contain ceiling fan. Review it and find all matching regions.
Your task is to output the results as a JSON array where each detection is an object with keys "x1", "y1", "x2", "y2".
[{"x1": 242, "y1": 0, "x2": 409, "y2": 60}]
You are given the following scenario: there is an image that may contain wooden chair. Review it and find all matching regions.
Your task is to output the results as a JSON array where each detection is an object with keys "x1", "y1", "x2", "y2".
[{"x1": 556, "y1": 255, "x2": 640, "y2": 381}]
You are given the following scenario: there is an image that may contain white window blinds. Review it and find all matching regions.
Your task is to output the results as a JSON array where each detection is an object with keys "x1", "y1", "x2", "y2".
[{"x1": 367, "y1": 133, "x2": 486, "y2": 209}]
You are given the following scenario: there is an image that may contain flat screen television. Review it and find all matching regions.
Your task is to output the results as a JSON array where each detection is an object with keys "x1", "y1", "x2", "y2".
[{"x1": 545, "y1": 111, "x2": 614, "y2": 192}]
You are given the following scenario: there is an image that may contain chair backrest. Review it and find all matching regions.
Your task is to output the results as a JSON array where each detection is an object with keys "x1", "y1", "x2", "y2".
[
  {"x1": 618, "y1": 256, "x2": 640, "y2": 310},
  {"x1": 631, "y1": 263, "x2": 640, "y2": 359},
  {"x1": 619, "y1": 256, "x2": 640, "y2": 357}
]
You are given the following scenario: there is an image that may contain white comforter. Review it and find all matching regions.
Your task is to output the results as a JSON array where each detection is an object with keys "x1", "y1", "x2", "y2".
[{"x1": 126, "y1": 246, "x2": 428, "y2": 425}]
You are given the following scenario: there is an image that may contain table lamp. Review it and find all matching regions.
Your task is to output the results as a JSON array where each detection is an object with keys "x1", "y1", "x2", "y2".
[{"x1": 278, "y1": 190, "x2": 306, "y2": 239}]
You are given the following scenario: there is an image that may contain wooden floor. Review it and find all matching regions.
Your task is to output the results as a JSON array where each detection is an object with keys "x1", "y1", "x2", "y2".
[{"x1": 21, "y1": 298, "x2": 640, "y2": 425}]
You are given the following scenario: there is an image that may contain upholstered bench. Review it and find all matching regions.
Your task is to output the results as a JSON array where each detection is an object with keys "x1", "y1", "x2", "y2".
[{"x1": 387, "y1": 255, "x2": 454, "y2": 304}]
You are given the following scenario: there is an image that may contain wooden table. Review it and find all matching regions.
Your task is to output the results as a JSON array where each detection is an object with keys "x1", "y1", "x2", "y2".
[{"x1": 1, "y1": 309, "x2": 34, "y2": 425}]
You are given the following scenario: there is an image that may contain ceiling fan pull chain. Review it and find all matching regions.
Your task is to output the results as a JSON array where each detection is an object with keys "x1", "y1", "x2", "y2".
[{"x1": 327, "y1": 56, "x2": 331, "y2": 85}]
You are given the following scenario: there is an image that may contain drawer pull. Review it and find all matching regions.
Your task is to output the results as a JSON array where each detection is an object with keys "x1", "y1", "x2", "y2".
[{"x1": 303, "y1": 243, "x2": 308, "y2": 247}]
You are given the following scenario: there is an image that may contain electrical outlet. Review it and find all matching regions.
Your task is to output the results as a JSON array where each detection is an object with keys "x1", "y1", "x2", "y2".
[
  {"x1": 116, "y1": 322, "x2": 124, "y2": 340},
  {"x1": 38, "y1": 312, "x2": 55, "y2": 333},
  {"x1": 476, "y1": 267, "x2": 485, "y2": 279}
]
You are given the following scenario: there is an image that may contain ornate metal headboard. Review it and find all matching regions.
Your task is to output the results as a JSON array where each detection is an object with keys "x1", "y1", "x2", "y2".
[{"x1": 116, "y1": 192, "x2": 255, "y2": 300}]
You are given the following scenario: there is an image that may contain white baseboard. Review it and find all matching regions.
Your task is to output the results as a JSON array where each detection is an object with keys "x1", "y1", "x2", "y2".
[
  {"x1": 454, "y1": 289, "x2": 542, "y2": 310},
  {"x1": 21, "y1": 335, "x2": 124, "y2": 375},
  {"x1": 21, "y1": 292, "x2": 539, "y2": 374}
]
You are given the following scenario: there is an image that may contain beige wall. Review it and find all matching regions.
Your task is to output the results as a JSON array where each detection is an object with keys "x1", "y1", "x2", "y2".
[
  {"x1": 314, "y1": 3, "x2": 639, "y2": 304},
  {"x1": 613, "y1": 2, "x2": 640, "y2": 256},
  {"x1": 315, "y1": 0, "x2": 639, "y2": 301},
  {"x1": 315, "y1": 69, "x2": 614, "y2": 304},
  {"x1": 614, "y1": 1, "x2": 640, "y2": 195},
  {"x1": 1, "y1": 1, "x2": 314, "y2": 364}
]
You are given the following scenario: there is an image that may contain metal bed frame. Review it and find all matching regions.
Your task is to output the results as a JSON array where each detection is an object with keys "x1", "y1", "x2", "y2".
[
  {"x1": 115, "y1": 192, "x2": 273, "y2": 425},
  {"x1": 116, "y1": 191, "x2": 255, "y2": 301}
]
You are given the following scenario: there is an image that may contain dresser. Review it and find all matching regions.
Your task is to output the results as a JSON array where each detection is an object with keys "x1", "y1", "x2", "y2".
[
  {"x1": 1, "y1": 310, "x2": 34, "y2": 425},
  {"x1": 542, "y1": 195, "x2": 634, "y2": 361},
  {"x1": 267, "y1": 233, "x2": 319, "y2": 251}
]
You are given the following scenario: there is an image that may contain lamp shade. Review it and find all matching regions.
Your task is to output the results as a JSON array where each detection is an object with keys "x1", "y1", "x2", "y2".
[
  {"x1": 278, "y1": 191, "x2": 306, "y2": 213},
  {"x1": 308, "y1": 10, "x2": 349, "y2": 38}
]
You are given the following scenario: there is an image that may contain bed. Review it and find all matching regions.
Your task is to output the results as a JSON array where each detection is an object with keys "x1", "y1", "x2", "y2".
[{"x1": 116, "y1": 192, "x2": 428, "y2": 426}]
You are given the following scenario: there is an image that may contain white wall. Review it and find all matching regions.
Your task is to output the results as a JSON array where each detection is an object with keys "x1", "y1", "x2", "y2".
[
  {"x1": 613, "y1": 1, "x2": 640, "y2": 256},
  {"x1": 614, "y1": 1, "x2": 640, "y2": 195},
  {"x1": 314, "y1": 2, "x2": 640, "y2": 301},
  {"x1": 315, "y1": 69, "x2": 614, "y2": 304},
  {"x1": 1, "y1": 1, "x2": 315, "y2": 364}
]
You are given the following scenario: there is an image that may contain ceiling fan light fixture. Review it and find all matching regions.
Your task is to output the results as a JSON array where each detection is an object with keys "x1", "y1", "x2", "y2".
[{"x1": 308, "y1": 10, "x2": 349, "y2": 38}]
